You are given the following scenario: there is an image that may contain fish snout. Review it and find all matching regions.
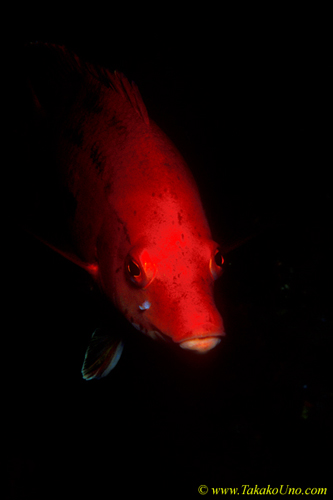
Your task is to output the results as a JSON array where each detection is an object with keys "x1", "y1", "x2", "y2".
[{"x1": 179, "y1": 324, "x2": 225, "y2": 353}]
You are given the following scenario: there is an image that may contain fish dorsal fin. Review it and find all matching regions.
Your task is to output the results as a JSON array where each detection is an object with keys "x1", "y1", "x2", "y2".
[
  {"x1": 26, "y1": 42, "x2": 149, "y2": 125},
  {"x1": 82, "y1": 328, "x2": 124, "y2": 380}
]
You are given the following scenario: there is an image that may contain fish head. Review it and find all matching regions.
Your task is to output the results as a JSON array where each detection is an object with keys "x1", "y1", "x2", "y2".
[
  {"x1": 108, "y1": 231, "x2": 225, "y2": 353},
  {"x1": 93, "y1": 122, "x2": 226, "y2": 354}
]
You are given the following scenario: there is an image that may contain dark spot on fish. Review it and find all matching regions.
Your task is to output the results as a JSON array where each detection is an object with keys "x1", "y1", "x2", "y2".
[
  {"x1": 154, "y1": 210, "x2": 157, "y2": 215},
  {"x1": 90, "y1": 142, "x2": 106, "y2": 174},
  {"x1": 178, "y1": 212, "x2": 183, "y2": 225},
  {"x1": 115, "y1": 213, "x2": 131, "y2": 244},
  {"x1": 158, "y1": 193, "x2": 162, "y2": 199},
  {"x1": 108, "y1": 115, "x2": 121, "y2": 127},
  {"x1": 198, "y1": 232, "x2": 202, "y2": 238},
  {"x1": 133, "y1": 210, "x2": 137, "y2": 215},
  {"x1": 181, "y1": 233, "x2": 184, "y2": 241},
  {"x1": 104, "y1": 181, "x2": 113, "y2": 197},
  {"x1": 124, "y1": 226, "x2": 131, "y2": 244},
  {"x1": 63, "y1": 127, "x2": 84, "y2": 148},
  {"x1": 178, "y1": 273, "x2": 181, "y2": 278},
  {"x1": 108, "y1": 115, "x2": 127, "y2": 134},
  {"x1": 164, "y1": 188, "x2": 167, "y2": 193},
  {"x1": 115, "y1": 266, "x2": 121, "y2": 273},
  {"x1": 177, "y1": 175, "x2": 180, "y2": 180},
  {"x1": 152, "y1": 192, "x2": 155, "y2": 197}
]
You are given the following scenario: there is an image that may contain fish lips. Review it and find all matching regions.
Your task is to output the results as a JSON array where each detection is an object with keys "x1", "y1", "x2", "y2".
[
  {"x1": 179, "y1": 336, "x2": 223, "y2": 353},
  {"x1": 147, "y1": 323, "x2": 225, "y2": 353},
  {"x1": 177, "y1": 325, "x2": 226, "y2": 353}
]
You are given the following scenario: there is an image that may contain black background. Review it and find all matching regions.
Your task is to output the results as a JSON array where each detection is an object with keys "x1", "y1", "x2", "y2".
[{"x1": 6, "y1": 12, "x2": 332, "y2": 499}]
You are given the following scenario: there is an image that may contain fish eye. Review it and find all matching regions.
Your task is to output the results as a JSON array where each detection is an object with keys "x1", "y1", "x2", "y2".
[
  {"x1": 128, "y1": 259, "x2": 141, "y2": 277},
  {"x1": 125, "y1": 246, "x2": 156, "y2": 288},
  {"x1": 214, "y1": 249, "x2": 224, "y2": 268},
  {"x1": 209, "y1": 246, "x2": 224, "y2": 280}
]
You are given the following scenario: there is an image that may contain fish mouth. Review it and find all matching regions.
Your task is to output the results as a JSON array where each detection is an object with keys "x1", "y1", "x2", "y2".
[
  {"x1": 179, "y1": 336, "x2": 222, "y2": 353},
  {"x1": 146, "y1": 322, "x2": 225, "y2": 352}
]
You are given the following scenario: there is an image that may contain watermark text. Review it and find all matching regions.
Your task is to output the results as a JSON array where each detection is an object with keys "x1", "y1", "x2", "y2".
[{"x1": 198, "y1": 484, "x2": 327, "y2": 495}]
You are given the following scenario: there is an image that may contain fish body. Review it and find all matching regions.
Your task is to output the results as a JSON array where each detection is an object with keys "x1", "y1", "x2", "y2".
[{"x1": 25, "y1": 44, "x2": 225, "y2": 378}]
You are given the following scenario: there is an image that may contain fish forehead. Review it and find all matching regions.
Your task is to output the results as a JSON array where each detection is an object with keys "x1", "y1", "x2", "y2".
[
  {"x1": 156, "y1": 245, "x2": 213, "y2": 299},
  {"x1": 153, "y1": 230, "x2": 211, "y2": 266},
  {"x1": 118, "y1": 205, "x2": 211, "y2": 255},
  {"x1": 107, "y1": 154, "x2": 211, "y2": 252},
  {"x1": 106, "y1": 124, "x2": 199, "y2": 201}
]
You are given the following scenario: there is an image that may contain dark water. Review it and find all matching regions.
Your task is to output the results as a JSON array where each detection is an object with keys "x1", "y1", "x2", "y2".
[{"x1": 6, "y1": 29, "x2": 332, "y2": 498}]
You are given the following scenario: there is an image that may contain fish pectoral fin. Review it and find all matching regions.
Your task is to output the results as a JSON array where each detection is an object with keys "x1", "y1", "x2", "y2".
[
  {"x1": 81, "y1": 328, "x2": 124, "y2": 380},
  {"x1": 24, "y1": 227, "x2": 99, "y2": 277}
]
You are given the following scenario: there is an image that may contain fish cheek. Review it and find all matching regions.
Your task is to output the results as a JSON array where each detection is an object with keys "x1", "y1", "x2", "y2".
[
  {"x1": 137, "y1": 278, "x2": 172, "y2": 336},
  {"x1": 122, "y1": 280, "x2": 158, "y2": 334},
  {"x1": 114, "y1": 274, "x2": 145, "y2": 324}
]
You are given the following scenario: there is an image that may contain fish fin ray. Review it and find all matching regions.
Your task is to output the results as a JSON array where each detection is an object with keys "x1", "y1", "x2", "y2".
[
  {"x1": 131, "y1": 81, "x2": 150, "y2": 125},
  {"x1": 25, "y1": 228, "x2": 99, "y2": 277},
  {"x1": 26, "y1": 42, "x2": 149, "y2": 125},
  {"x1": 81, "y1": 329, "x2": 124, "y2": 380}
]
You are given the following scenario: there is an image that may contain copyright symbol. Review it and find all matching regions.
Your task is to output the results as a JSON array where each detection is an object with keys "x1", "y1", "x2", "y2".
[{"x1": 198, "y1": 485, "x2": 209, "y2": 495}]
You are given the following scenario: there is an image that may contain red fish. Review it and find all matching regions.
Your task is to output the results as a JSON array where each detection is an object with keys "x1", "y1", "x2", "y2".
[{"x1": 25, "y1": 43, "x2": 226, "y2": 379}]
